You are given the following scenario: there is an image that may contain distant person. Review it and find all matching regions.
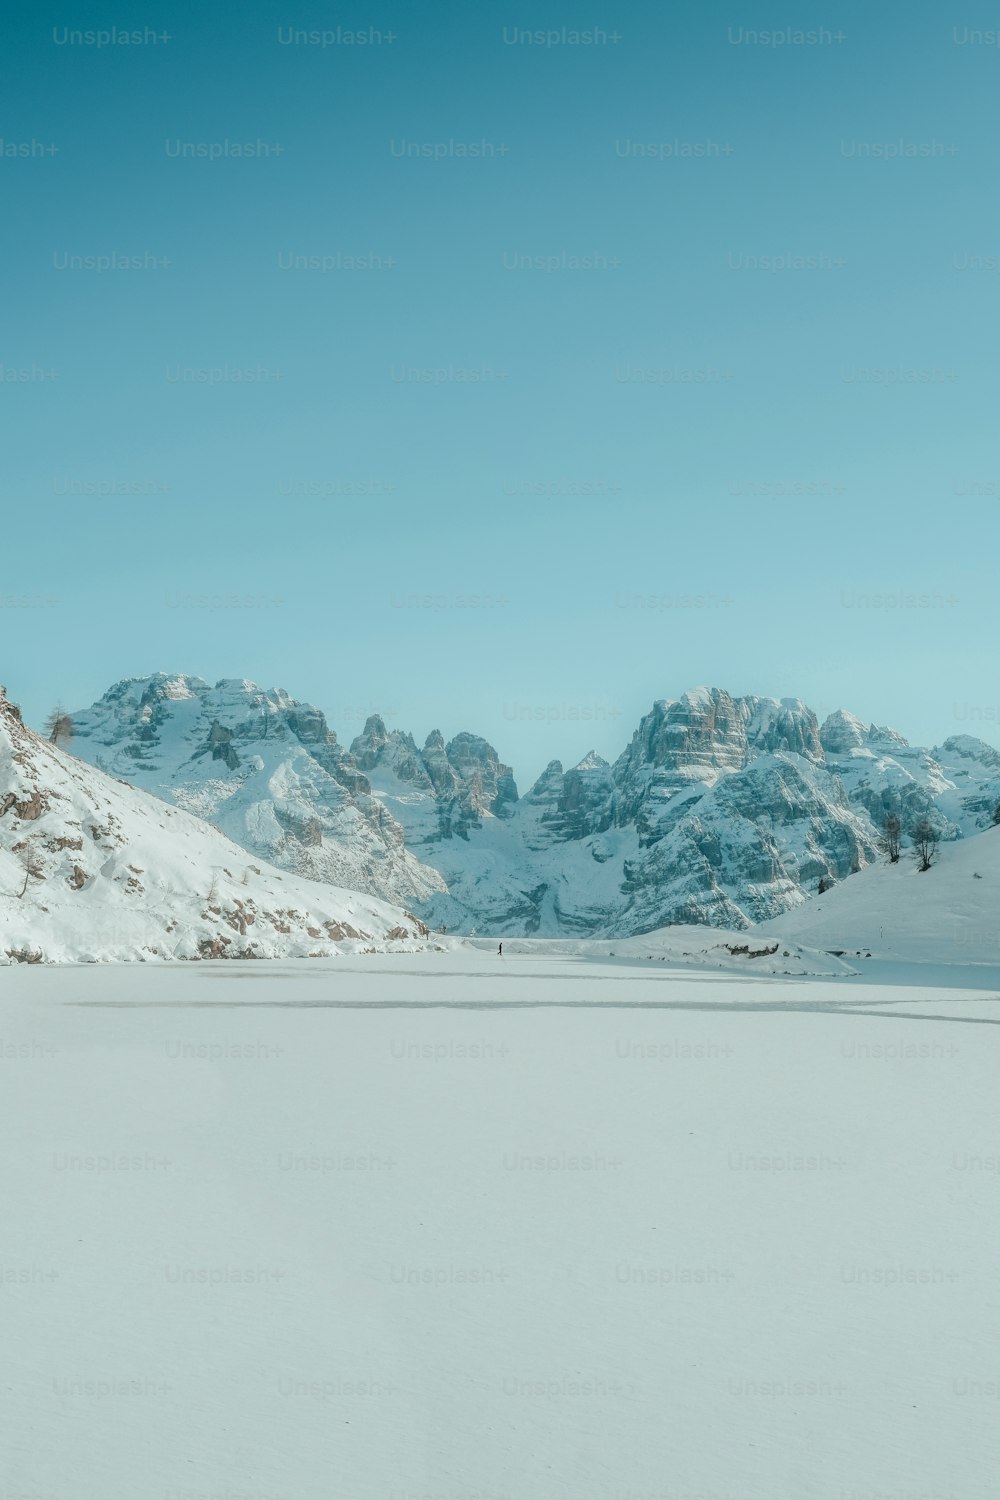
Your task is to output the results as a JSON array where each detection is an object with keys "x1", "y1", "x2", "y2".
[{"x1": 498, "y1": 943, "x2": 503, "y2": 957}]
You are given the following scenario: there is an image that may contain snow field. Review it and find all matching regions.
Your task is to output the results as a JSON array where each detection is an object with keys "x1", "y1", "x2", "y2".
[{"x1": 1, "y1": 952, "x2": 998, "y2": 1498}]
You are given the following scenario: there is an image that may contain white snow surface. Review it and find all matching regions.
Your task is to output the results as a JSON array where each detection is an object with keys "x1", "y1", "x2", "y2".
[
  {"x1": 2, "y1": 949, "x2": 999, "y2": 1497},
  {"x1": 470, "y1": 926, "x2": 859, "y2": 977},
  {"x1": 762, "y1": 823, "x2": 1000, "y2": 964}
]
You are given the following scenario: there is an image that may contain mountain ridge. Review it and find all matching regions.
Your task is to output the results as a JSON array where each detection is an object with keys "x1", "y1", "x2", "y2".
[{"x1": 63, "y1": 674, "x2": 1000, "y2": 939}]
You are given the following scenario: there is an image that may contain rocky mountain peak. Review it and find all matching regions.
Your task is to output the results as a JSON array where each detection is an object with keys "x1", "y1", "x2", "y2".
[
  {"x1": 614, "y1": 687, "x2": 749, "y2": 802},
  {"x1": 936, "y1": 734, "x2": 1000, "y2": 768},
  {"x1": 146, "y1": 673, "x2": 210, "y2": 703},
  {"x1": 444, "y1": 733, "x2": 518, "y2": 816},
  {"x1": 867, "y1": 723, "x2": 910, "y2": 750},
  {"x1": 743, "y1": 696, "x2": 823, "y2": 761},
  {"x1": 820, "y1": 709, "x2": 911, "y2": 755},
  {"x1": 524, "y1": 760, "x2": 564, "y2": 799},
  {"x1": 574, "y1": 751, "x2": 609, "y2": 771},
  {"x1": 349, "y1": 715, "x2": 391, "y2": 771},
  {"x1": 819, "y1": 709, "x2": 869, "y2": 754}
]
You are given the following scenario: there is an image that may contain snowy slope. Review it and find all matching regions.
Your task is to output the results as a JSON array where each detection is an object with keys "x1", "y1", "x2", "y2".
[
  {"x1": 3, "y1": 953, "x2": 999, "y2": 1498},
  {"x1": 760, "y1": 823, "x2": 1000, "y2": 963},
  {"x1": 0, "y1": 686, "x2": 434, "y2": 963}
]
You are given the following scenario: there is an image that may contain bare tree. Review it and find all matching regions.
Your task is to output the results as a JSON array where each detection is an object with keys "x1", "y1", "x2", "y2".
[
  {"x1": 16, "y1": 847, "x2": 44, "y2": 898},
  {"x1": 45, "y1": 705, "x2": 74, "y2": 748},
  {"x1": 883, "y1": 812, "x2": 902, "y2": 864},
  {"x1": 912, "y1": 817, "x2": 939, "y2": 873}
]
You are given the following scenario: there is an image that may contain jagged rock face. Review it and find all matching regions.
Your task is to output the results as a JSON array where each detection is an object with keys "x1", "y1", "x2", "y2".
[
  {"x1": 445, "y1": 732, "x2": 518, "y2": 816},
  {"x1": 417, "y1": 730, "x2": 466, "y2": 806},
  {"x1": 616, "y1": 689, "x2": 748, "y2": 791},
  {"x1": 603, "y1": 753, "x2": 878, "y2": 936},
  {"x1": 743, "y1": 697, "x2": 823, "y2": 761},
  {"x1": 610, "y1": 690, "x2": 742, "y2": 845},
  {"x1": 521, "y1": 756, "x2": 615, "y2": 848},
  {"x1": 820, "y1": 709, "x2": 869, "y2": 755},
  {"x1": 611, "y1": 690, "x2": 822, "y2": 840},
  {"x1": 69, "y1": 676, "x2": 445, "y2": 906},
  {"x1": 206, "y1": 721, "x2": 239, "y2": 770},
  {"x1": 347, "y1": 720, "x2": 518, "y2": 844},
  {"x1": 350, "y1": 715, "x2": 393, "y2": 773}
]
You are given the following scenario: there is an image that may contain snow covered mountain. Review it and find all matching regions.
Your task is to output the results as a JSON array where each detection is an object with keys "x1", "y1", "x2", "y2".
[
  {"x1": 68, "y1": 675, "x2": 446, "y2": 906},
  {"x1": 66, "y1": 677, "x2": 1000, "y2": 940},
  {"x1": 352, "y1": 688, "x2": 1000, "y2": 936},
  {"x1": 354, "y1": 690, "x2": 880, "y2": 934},
  {"x1": 0, "y1": 684, "x2": 432, "y2": 963},
  {"x1": 818, "y1": 709, "x2": 1000, "y2": 836}
]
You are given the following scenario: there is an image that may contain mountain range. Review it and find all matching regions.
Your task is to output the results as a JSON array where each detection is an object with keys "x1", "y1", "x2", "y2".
[{"x1": 64, "y1": 674, "x2": 1000, "y2": 938}]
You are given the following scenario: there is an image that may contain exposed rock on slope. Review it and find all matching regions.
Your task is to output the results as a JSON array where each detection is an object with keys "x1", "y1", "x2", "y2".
[
  {"x1": 0, "y1": 685, "x2": 432, "y2": 964},
  {"x1": 348, "y1": 716, "x2": 517, "y2": 840},
  {"x1": 359, "y1": 687, "x2": 1000, "y2": 936}
]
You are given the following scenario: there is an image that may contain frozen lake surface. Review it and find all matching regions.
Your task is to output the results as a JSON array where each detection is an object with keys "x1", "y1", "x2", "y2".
[{"x1": 3, "y1": 950, "x2": 999, "y2": 1499}]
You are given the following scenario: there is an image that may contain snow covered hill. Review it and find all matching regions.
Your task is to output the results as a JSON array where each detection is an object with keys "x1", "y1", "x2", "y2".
[
  {"x1": 0, "y1": 685, "x2": 433, "y2": 964},
  {"x1": 760, "y1": 823, "x2": 1000, "y2": 963},
  {"x1": 66, "y1": 677, "x2": 1000, "y2": 940}
]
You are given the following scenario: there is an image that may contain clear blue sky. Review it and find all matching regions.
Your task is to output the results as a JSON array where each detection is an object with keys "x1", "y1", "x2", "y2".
[{"x1": 3, "y1": 0, "x2": 998, "y2": 788}]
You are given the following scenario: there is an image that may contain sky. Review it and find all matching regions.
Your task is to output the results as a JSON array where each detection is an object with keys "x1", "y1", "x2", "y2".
[{"x1": 3, "y1": 0, "x2": 999, "y2": 789}]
